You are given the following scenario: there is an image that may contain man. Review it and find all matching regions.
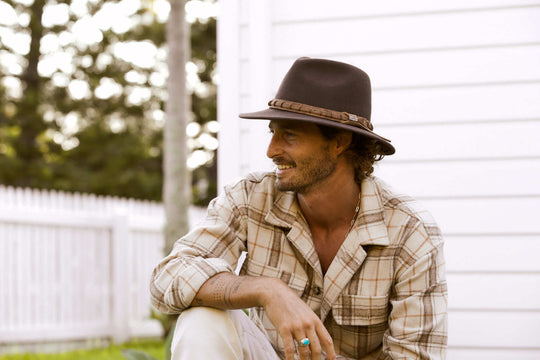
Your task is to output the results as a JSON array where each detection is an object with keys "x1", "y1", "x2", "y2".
[{"x1": 150, "y1": 57, "x2": 448, "y2": 359}]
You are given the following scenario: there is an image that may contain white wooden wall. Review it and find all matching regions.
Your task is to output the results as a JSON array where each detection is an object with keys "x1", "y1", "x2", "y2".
[
  {"x1": 217, "y1": 1, "x2": 540, "y2": 358},
  {"x1": 0, "y1": 187, "x2": 167, "y2": 348}
]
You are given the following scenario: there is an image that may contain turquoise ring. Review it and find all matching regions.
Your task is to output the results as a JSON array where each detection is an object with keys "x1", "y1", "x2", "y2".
[{"x1": 299, "y1": 338, "x2": 310, "y2": 347}]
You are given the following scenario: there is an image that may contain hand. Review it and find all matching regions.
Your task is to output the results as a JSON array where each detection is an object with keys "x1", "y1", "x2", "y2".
[{"x1": 261, "y1": 278, "x2": 336, "y2": 360}]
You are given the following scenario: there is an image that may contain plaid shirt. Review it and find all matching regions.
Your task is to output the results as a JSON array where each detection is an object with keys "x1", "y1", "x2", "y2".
[{"x1": 150, "y1": 172, "x2": 448, "y2": 359}]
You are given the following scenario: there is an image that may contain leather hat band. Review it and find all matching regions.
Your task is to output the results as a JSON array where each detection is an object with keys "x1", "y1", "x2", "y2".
[{"x1": 268, "y1": 98, "x2": 375, "y2": 133}]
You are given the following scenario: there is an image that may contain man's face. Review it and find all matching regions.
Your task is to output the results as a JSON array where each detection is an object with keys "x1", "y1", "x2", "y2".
[{"x1": 266, "y1": 120, "x2": 337, "y2": 193}]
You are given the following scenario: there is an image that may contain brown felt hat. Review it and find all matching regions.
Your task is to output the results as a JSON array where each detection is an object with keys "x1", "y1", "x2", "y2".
[{"x1": 239, "y1": 57, "x2": 395, "y2": 155}]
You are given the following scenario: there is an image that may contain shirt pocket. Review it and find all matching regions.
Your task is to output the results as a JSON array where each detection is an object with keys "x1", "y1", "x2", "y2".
[
  {"x1": 243, "y1": 257, "x2": 308, "y2": 296},
  {"x1": 332, "y1": 294, "x2": 389, "y2": 326}
]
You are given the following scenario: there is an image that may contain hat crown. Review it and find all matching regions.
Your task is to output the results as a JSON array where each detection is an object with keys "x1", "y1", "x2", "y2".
[
  {"x1": 274, "y1": 58, "x2": 372, "y2": 120},
  {"x1": 238, "y1": 57, "x2": 395, "y2": 155}
]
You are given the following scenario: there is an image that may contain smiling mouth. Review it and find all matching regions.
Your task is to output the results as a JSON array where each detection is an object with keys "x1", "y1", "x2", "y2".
[{"x1": 277, "y1": 164, "x2": 295, "y2": 170}]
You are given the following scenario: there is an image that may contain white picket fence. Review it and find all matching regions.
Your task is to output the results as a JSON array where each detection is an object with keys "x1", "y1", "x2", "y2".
[{"x1": 0, "y1": 186, "x2": 204, "y2": 349}]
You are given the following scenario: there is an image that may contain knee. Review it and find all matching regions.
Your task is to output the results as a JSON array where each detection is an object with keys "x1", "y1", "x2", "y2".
[
  {"x1": 171, "y1": 307, "x2": 242, "y2": 359},
  {"x1": 175, "y1": 307, "x2": 233, "y2": 337}
]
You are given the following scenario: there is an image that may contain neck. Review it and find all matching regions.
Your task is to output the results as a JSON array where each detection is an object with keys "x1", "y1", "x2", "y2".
[{"x1": 297, "y1": 166, "x2": 361, "y2": 231}]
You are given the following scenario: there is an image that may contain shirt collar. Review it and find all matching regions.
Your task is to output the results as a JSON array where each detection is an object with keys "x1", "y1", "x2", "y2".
[
  {"x1": 264, "y1": 177, "x2": 390, "y2": 247},
  {"x1": 348, "y1": 176, "x2": 390, "y2": 247},
  {"x1": 264, "y1": 190, "x2": 300, "y2": 228}
]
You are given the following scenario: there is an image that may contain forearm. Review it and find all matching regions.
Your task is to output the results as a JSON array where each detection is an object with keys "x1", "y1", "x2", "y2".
[
  {"x1": 191, "y1": 272, "x2": 276, "y2": 309},
  {"x1": 193, "y1": 272, "x2": 337, "y2": 360}
]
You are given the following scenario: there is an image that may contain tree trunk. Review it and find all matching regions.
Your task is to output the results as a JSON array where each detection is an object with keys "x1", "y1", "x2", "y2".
[
  {"x1": 18, "y1": 0, "x2": 46, "y2": 187},
  {"x1": 163, "y1": 0, "x2": 190, "y2": 254}
]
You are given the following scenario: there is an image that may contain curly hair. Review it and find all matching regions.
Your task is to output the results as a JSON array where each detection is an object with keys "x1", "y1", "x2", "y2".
[{"x1": 317, "y1": 125, "x2": 385, "y2": 184}]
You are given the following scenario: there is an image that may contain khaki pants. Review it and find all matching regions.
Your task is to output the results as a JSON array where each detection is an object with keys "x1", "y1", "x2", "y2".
[{"x1": 171, "y1": 307, "x2": 281, "y2": 360}]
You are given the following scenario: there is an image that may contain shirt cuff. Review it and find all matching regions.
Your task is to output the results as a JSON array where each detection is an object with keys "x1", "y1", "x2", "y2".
[{"x1": 171, "y1": 256, "x2": 234, "y2": 310}]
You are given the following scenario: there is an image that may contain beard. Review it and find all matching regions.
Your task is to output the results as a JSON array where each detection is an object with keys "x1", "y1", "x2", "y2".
[{"x1": 275, "y1": 148, "x2": 337, "y2": 194}]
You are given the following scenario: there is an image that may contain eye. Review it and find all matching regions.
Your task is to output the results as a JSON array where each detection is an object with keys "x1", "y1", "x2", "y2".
[{"x1": 283, "y1": 131, "x2": 296, "y2": 140}]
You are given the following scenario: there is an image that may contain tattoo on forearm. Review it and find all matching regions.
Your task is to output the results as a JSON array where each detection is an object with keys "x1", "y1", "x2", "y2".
[
  {"x1": 226, "y1": 277, "x2": 246, "y2": 307},
  {"x1": 208, "y1": 276, "x2": 247, "y2": 308},
  {"x1": 194, "y1": 297, "x2": 204, "y2": 306},
  {"x1": 212, "y1": 279, "x2": 227, "y2": 305}
]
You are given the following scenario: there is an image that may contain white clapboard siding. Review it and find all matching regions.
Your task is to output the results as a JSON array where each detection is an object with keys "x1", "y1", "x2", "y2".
[
  {"x1": 270, "y1": 0, "x2": 540, "y2": 21},
  {"x1": 270, "y1": 7, "x2": 540, "y2": 57},
  {"x1": 447, "y1": 348, "x2": 540, "y2": 360},
  {"x1": 375, "y1": 159, "x2": 540, "y2": 198},
  {"x1": 218, "y1": 0, "x2": 540, "y2": 357},
  {"x1": 423, "y1": 197, "x2": 540, "y2": 234},
  {"x1": 449, "y1": 312, "x2": 540, "y2": 347},
  {"x1": 447, "y1": 273, "x2": 540, "y2": 310},
  {"x1": 271, "y1": 44, "x2": 540, "y2": 93},
  {"x1": 372, "y1": 83, "x2": 540, "y2": 125},
  {"x1": 380, "y1": 121, "x2": 539, "y2": 160},
  {"x1": 445, "y1": 235, "x2": 540, "y2": 272}
]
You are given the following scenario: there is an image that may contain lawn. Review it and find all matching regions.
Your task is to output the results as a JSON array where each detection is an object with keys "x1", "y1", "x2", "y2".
[{"x1": 0, "y1": 339, "x2": 166, "y2": 360}]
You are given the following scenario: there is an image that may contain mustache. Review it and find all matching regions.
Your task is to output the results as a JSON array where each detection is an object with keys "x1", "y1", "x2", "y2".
[{"x1": 272, "y1": 157, "x2": 296, "y2": 166}]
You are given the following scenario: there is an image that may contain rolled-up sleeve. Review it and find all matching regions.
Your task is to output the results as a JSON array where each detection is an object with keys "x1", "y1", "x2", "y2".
[
  {"x1": 150, "y1": 183, "x2": 249, "y2": 314},
  {"x1": 383, "y1": 224, "x2": 448, "y2": 359}
]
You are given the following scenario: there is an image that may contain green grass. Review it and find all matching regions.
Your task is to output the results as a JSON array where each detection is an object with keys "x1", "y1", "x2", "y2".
[{"x1": 0, "y1": 339, "x2": 166, "y2": 360}]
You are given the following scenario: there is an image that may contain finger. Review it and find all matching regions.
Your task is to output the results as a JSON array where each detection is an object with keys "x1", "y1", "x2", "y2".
[
  {"x1": 316, "y1": 323, "x2": 336, "y2": 360},
  {"x1": 295, "y1": 335, "x2": 311, "y2": 360},
  {"x1": 290, "y1": 324, "x2": 312, "y2": 360},
  {"x1": 304, "y1": 327, "x2": 321, "y2": 360},
  {"x1": 281, "y1": 332, "x2": 297, "y2": 360}
]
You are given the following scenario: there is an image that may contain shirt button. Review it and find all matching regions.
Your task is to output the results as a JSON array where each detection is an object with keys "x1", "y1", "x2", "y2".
[{"x1": 314, "y1": 286, "x2": 322, "y2": 295}]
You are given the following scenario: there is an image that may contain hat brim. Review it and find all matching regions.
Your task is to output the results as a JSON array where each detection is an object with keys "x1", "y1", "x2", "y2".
[{"x1": 239, "y1": 108, "x2": 395, "y2": 155}]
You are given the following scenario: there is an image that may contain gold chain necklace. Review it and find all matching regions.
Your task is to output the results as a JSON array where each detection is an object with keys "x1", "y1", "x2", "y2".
[{"x1": 346, "y1": 191, "x2": 362, "y2": 237}]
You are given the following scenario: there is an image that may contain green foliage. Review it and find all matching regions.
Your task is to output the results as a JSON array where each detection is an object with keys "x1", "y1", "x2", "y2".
[
  {"x1": 0, "y1": 0, "x2": 217, "y2": 204},
  {"x1": 120, "y1": 316, "x2": 176, "y2": 360},
  {"x1": 0, "y1": 339, "x2": 165, "y2": 360},
  {"x1": 119, "y1": 316, "x2": 175, "y2": 360},
  {"x1": 54, "y1": 123, "x2": 163, "y2": 199},
  {"x1": 150, "y1": 309, "x2": 178, "y2": 341},
  {"x1": 163, "y1": 324, "x2": 174, "y2": 360}
]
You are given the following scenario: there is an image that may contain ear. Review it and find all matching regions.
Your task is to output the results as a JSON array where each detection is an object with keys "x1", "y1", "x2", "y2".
[{"x1": 331, "y1": 131, "x2": 353, "y2": 156}]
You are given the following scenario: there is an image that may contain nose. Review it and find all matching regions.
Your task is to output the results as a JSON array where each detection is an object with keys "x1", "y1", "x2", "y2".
[{"x1": 266, "y1": 133, "x2": 281, "y2": 159}]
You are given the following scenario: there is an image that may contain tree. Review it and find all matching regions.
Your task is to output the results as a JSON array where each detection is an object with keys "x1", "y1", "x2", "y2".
[
  {"x1": 188, "y1": 13, "x2": 217, "y2": 206},
  {"x1": 0, "y1": 0, "x2": 62, "y2": 187},
  {"x1": 0, "y1": 0, "x2": 168, "y2": 199},
  {"x1": 163, "y1": 0, "x2": 190, "y2": 253},
  {"x1": 0, "y1": 0, "x2": 218, "y2": 204}
]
